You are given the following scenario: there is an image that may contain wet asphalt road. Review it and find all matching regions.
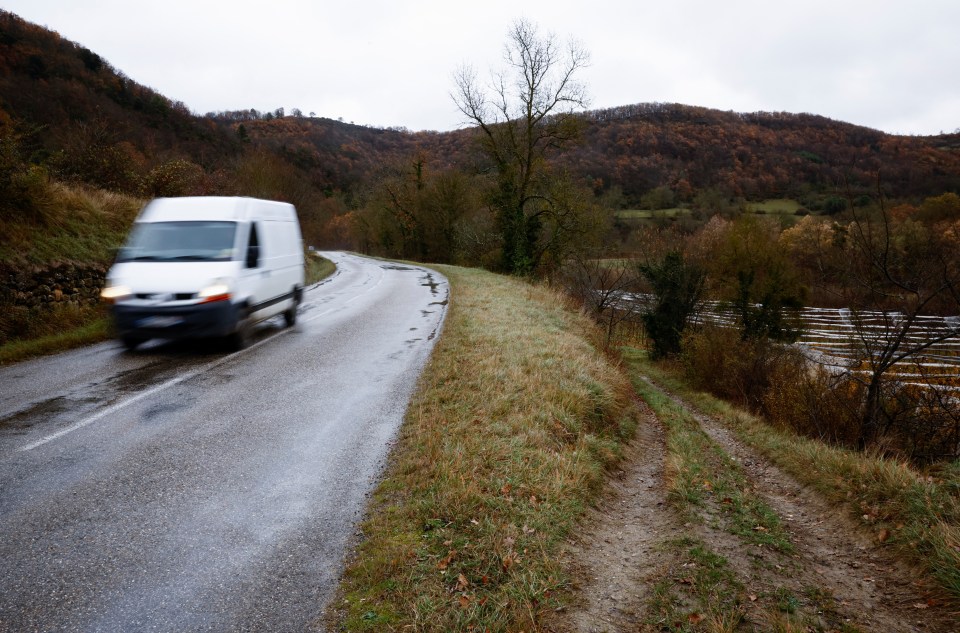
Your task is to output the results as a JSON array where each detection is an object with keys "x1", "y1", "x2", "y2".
[{"x1": 0, "y1": 252, "x2": 448, "y2": 632}]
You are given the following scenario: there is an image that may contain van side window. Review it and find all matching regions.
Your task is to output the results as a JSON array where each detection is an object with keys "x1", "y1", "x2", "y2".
[{"x1": 245, "y1": 223, "x2": 261, "y2": 268}]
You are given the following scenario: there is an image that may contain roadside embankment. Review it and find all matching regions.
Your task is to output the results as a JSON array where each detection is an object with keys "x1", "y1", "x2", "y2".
[{"x1": 327, "y1": 265, "x2": 639, "y2": 631}]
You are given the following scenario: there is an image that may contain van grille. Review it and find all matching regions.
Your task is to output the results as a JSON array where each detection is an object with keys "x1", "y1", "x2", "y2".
[{"x1": 134, "y1": 293, "x2": 197, "y2": 300}]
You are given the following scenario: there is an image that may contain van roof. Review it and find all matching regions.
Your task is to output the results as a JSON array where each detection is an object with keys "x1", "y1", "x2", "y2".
[{"x1": 137, "y1": 197, "x2": 297, "y2": 223}]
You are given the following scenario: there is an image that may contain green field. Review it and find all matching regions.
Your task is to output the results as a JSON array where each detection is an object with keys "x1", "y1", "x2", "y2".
[
  {"x1": 615, "y1": 207, "x2": 689, "y2": 220},
  {"x1": 747, "y1": 198, "x2": 804, "y2": 214}
]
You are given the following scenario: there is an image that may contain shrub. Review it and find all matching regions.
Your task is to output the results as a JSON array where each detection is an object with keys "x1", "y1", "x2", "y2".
[
  {"x1": 762, "y1": 360, "x2": 863, "y2": 446},
  {"x1": 639, "y1": 252, "x2": 705, "y2": 358},
  {"x1": 682, "y1": 324, "x2": 802, "y2": 412}
]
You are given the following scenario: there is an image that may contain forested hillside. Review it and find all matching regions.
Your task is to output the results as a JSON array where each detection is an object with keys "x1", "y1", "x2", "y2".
[{"x1": 2, "y1": 7, "x2": 959, "y2": 256}]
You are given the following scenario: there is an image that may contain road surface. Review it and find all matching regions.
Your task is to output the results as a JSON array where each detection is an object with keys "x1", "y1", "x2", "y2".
[{"x1": 0, "y1": 252, "x2": 448, "y2": 632}]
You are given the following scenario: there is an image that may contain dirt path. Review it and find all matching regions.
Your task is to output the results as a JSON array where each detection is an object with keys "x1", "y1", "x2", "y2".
[{"x1": 547, "y1": 377, "x2": 957, "y2": 632}]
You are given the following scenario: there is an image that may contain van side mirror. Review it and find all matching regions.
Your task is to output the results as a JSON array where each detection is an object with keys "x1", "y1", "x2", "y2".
[{"x1": 246, "y1": 244, "x2": 260, "y2": 268}]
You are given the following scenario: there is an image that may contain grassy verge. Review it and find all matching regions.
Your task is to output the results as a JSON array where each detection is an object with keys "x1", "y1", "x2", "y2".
[
  {"x1": 328, "y1": 265, "x2": 639, "y2": 631},
  {"x1": 0, "y1": 311, "x2": 112, "y2": 365},
  {"x1": 306, "y1": 252, "x2": 336, "y2": 284},
  {"x1": 629, "y1": 349, "x2": 960, "y2": 603}
]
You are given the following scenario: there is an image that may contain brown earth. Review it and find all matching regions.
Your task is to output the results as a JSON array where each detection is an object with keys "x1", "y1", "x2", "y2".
[{"x1": 545, "y1": 376, "x2": 958, "y2": 633}]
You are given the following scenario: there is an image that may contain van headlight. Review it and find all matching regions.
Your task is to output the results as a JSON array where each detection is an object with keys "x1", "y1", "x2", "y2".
[
  {"x1": 100, "y1": 285, "x2": 131, "y2": 303},
  {"x1": 199, "y1": 280, "x2": 232, "y2": 303}
]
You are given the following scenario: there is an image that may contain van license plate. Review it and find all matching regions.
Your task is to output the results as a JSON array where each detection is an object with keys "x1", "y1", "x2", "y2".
[{"x1": 139, "y1": 316, "x2": 184, "y2": 328}]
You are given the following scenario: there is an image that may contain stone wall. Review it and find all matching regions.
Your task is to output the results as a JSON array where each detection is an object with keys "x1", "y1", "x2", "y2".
[{"x1": 0, "y1": 262, "x2": 108, "y2": 310}]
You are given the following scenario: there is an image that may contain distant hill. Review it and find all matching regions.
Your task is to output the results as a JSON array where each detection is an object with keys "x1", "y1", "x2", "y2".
[
  {"x1": 2, "y1": 9, "x2": 958, "y2": 213},
  {"x1": 0, "y1": 11, "x2": 241, "y2": 175},
  {"x1": 566, "y1": 104, "x2": 960, "y2": 202}
]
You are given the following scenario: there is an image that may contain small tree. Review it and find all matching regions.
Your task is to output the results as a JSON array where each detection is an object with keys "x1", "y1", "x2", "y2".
[
  {"x1": 453, "y1": 18, "x2": 591, "y2": 275},
  {"x1": 711, "y1": 215, "x2": 805, "y2": 342},
  {"x1": 560, "y1": 255, "x2": 638, "y2": 347},
  {"x1": 639, "y1": 252, "x2": 705, "y2": 358}
]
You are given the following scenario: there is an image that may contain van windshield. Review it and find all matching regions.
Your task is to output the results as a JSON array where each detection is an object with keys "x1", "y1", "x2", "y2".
[{"x1": 117, "y1": 221, "x2": 238, "y2": 262}]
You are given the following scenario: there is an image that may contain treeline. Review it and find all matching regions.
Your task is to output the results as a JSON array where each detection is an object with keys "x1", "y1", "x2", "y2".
[{"x1": 562, "y1": 192, "x2": 960, "y2": 463}]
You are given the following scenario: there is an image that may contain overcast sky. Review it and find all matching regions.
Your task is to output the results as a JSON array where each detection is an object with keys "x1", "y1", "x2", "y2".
[{"x1": 4, "y1": 0, "x2": 958, "y2": 136}]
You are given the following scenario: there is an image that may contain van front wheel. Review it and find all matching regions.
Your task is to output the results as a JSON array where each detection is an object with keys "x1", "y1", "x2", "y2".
[
  {"x1": 121, "y1": 335, "x2": 145, "y2": 351},
  {"x1": 227, "y1": 313, "x2": 252, "y2": 351}
]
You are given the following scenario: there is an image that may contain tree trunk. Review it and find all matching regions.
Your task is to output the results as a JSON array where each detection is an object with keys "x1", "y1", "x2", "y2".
[{"x1": 859, "y1": 378, "x2": 883, "y2": 450}]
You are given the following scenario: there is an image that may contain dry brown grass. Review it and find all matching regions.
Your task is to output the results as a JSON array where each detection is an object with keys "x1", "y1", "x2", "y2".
[
  {"x1": 329, "y1": 265, "x2": 639, "y2": 631},
  {"x1": 0, "y1": 180, "x2": 142, "y2": 266}
]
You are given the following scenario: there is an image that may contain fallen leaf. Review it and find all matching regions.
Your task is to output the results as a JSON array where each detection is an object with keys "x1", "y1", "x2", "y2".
[
  {"x1": 721, "y1": 497, "x2": 733, "y2": 504},
  {"x1": 458, "y1": 594, "x2": 471, "y2": 608},
  {"x1": 688, "y1": 613, "x2": 705, "y2": 624},
  {"x1": 752, "y1": 525, "x2": 768, "y2": 532},
  {"x1": 877, "y1": 528, "x2": 891, "y2": 543},
  {"x1": 501, "y1": 483, "x2": 512, "y2": 495},
  {"x1": 702, "y1": 480, "x2": 713, "y2": 491},
  {"x1": 437, "y1": 550, "x2": 457, "y2": 570},
  {"x1": 679, "y1": 577, "x2": 694, "y2": 585},
  {"x1": 913, "y1": 603, "x2": 930, "y2": 609},
  {"x1": 457, "y1": 573, "x2": 469, "y2": 591},
  {"x1": 748, "y1": 594, "x2": 758, "y2": 602}
]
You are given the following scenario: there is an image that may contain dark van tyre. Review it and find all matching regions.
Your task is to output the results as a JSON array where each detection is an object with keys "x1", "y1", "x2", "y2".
[
  {"x1": 283, "y1": 286, "x2": 302, "y2": 328},
  {"x1": 121, "y1": 335, "x2": 144, "y2": 351},
  {"x1": 226, "y1": 313, "x2": 252, "y2": 351}
]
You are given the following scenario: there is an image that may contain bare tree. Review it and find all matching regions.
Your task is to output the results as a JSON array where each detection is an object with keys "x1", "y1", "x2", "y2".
[
  {"x1": 452, "y1": 18, "x2": 591, "y2": 275},
  {"x1": 560, "y1": 254, "x2": 638, "y2": 347},
  {"x1": 838, "y1": 197, "x2": 960, "y2": 454}
]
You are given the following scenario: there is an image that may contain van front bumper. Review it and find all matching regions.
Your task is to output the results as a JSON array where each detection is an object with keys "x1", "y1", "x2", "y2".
[{"x1": 112, "y1": 300, "x2": 241, "y2": 340}]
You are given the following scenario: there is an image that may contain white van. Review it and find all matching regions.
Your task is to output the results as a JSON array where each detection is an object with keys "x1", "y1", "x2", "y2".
[{"x1": 101, "y1": 196, "x2": 305, "y2": 350}]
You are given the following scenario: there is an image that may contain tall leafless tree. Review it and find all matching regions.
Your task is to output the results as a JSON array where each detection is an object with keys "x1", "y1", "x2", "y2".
[{"x1": 452, "y1": 18, "x2": 591, "y2": 275}]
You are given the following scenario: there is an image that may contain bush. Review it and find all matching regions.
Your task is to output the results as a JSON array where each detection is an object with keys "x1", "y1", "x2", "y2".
[
  {"x1": 682, "y1": 324, "x2": 801, "y2": 412},
  {"x1": 689, "y1": 328, "x2": 960, "y2": 463},
  {"x1": 143, "y1": 159, "x2": 208, "y2": 197},
  {"x1": 639, "y1": 252, "x2": 705, "y2": 358},
  {"x1": 762, "y1": 360, "x2": 863, "y2": 446}
]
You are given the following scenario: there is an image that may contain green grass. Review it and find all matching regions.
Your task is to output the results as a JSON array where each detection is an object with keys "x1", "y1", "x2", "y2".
[
  {"x1": 328, "y1": 265, "x2": 639, "y2": 631},
  {"x1": 616, "y1": 207, "x2": 689, "y2": 220},
  {"x1": 0, "y1": 312, "x2": 112, "y2": 365},
  {"x1": 747, "y1": 199, "x2": 803, "y2": 215},
  {"x1": 305, "y1": 252, "x2": 336, "y2": 284},
  {"x1": 647, "y1": 537, "x2": 746, "y2": 632},
  {"x1": 0, "y1": 182, "x2": 142, "y2": 266}
]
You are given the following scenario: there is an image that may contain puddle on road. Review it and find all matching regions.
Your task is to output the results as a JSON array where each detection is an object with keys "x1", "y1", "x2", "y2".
[
  {"x1": 0, "y1": 394, "x2": 98, "y2": 433},
  {"x1": 142, "y1": 398, "x2": 193, "y2": 423},
  {"x1": 380, "y1": 264, "x2": 416, "y2": 271},
  {"x1": 420, "y1": 273, "x2": 440, "y2": 295}
]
